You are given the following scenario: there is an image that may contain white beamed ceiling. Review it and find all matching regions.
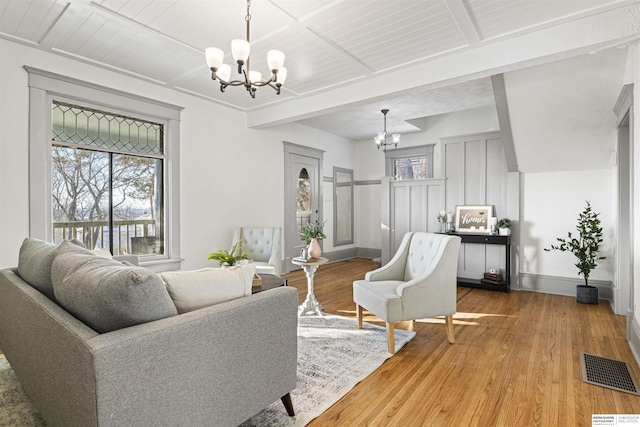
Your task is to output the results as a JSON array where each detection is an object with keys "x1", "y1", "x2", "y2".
[{"x1": 1, "y1": 0, "x2": 639, "y2": 141}]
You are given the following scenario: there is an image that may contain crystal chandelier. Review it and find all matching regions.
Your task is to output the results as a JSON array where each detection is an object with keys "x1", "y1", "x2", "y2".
[
  {"x1": 375, "y1": 109, "x2": 400, "y2": 151},
  {"x1": 205, "y1": 0, "x2": 287, "y2": 98}
]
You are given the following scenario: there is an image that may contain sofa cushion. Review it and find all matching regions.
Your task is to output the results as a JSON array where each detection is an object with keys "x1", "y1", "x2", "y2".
[
  {"x1": 51, "y1": 240, "x2": 177, "y2": 333},
  {"x1": 18, "y1": 238, "x2": 60, "y2": 300},
  {"x1": 160, "y1": 264, "x2": 256, "y2": 314}
]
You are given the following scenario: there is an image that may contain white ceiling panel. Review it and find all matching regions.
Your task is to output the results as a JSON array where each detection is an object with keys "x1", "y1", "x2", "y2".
[
  {"x1": 297, "y1": 77, "x2": 495, "y2": 139},
  {"x1": 1, "y1": 0, "x2": 637, "y2": 135},
  {"x1": 0, "y1": 0, "x2": 64, "y2": 43},
  {"x1": 468, "y1": 0, "x2": 626, "y2": 40},
  {"x1": 307, "y1": 0, "x2": 467, "y2": 71}
]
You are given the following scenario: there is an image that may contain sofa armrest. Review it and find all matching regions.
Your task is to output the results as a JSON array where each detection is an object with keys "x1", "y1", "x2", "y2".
[{"x1": 87, "y1": 286, "x2": 298, "y2": 426}]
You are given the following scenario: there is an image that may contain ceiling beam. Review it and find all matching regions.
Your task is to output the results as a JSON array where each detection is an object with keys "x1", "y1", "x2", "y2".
[
  {"x1": 491, "y1": 74, "x2": 518, "y2": 172},
  {"x1": 247, "y1": 3, "x2": 640, "y2": 129},
  {"x1": 445, "y1": 0, "x2": 482, "y2": 45}
]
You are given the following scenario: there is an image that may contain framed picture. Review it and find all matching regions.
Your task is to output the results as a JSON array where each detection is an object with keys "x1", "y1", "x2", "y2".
[{"x1": 455, "y1": 205, "x2": 494, "y2": 234}]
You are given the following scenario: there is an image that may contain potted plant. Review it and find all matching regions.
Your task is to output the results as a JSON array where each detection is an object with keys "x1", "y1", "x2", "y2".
[
  {"x1": 300, "y1": 221, "x2": 326, "y2": 259},
  {"x1": 207, "y1": 240, "x2": 250, "y2": 266},
  {"x1": 496, "y1": 218, "x2": 512, "y2": 236},
  {"x1": 544, "y1": 201, "x2": 605, "y2": 304}
]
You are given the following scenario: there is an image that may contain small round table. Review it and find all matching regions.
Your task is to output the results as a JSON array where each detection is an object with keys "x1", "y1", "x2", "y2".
[{"x1": 292, "y1": 257, "x2": 328, "y2": 316}]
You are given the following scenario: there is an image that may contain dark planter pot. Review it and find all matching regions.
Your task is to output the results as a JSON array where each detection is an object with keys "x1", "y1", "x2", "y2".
[{"x1": 576, "y1": 285, "x2": 598, "y2": 304}]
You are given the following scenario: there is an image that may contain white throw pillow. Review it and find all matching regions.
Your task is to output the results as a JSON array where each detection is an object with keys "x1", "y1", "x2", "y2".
[{"x1": 160, "y1": 264, "x2": 256, "y2": 314}]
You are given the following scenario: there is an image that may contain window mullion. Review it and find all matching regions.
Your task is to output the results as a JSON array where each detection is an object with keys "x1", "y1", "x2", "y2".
[{"x1": 108, "y1": 153, "x2": 114, "y2": 255}]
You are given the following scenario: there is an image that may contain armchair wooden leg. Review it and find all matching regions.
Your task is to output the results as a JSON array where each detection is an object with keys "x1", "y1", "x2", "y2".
[
  {"x1": 356, "y1": 304, "x2": 363, "y2": 329},
  {"x1": 408, "y1": 320, "x2": 415, "y2": 332},
  {"x1": 386, "y1": 322, "x2": 396, "y2": 354},
  {"x1": 445, "y1": 315, "x2": 455, "y2": 344}
]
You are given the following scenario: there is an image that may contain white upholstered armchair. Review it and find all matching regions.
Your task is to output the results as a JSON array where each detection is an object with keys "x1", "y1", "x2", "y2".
[
  {"x1": 353, "y1": 232, "x2": 462, "y2": 353},
  {"x1": 232, "y1": 227, "x2": 282, "y2": 276}
]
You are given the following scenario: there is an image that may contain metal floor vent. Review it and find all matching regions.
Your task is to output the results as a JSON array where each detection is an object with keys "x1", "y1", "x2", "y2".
[{"x1": 580, "y1": 352, "x2": 640, "y2": 396}]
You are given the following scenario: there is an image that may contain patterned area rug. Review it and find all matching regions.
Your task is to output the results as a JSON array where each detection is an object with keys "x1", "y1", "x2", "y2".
[{"x1": 0, "y1": 315, "x2": 415, "y2": 426}]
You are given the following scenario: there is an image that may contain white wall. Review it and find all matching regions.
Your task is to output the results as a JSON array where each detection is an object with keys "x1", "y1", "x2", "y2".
[
  {"x1": 0, "y1": 39, "x2": 355, "y2": 270},
  {"x1": 352, "y1": 106, "x2": 501, "y2": 251},
  {"x1": 505, "y1": 49, "x2": 626, "y2": 173},
  {"x1": 520, "y1": 170, "x2": 615, "y2": 282}
]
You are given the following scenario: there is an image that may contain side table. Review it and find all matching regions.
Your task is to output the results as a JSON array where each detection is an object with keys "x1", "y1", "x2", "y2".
[
  {"x1": 292, "y1": 257, "x2": 328, "y2": 316},
  {"x1": 251, "y1": 274, "x2": 287, "y2": 294}
]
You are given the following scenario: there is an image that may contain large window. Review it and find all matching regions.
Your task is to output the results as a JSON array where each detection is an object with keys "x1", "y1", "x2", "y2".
[
  {"x1": 51, "y1": 102, "x2": 165, "y2": 256},
  {"x1": 27, "y1": 67, "x2": 182, "y2": 270}
]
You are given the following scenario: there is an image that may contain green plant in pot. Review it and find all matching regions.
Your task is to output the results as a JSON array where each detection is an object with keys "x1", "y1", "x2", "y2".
[
  {"x1": 207, "y1": 240, "x2": 250, "y2": 266},
  {"x1": 496, "y1": 218, "x2": 512, "y2": 236},
  {"x1": 300, "y1": 221, "x2": 326, "y2": 259},
  {"x1": 544, "y1": 201, "x2": 605, "y2": 304}
]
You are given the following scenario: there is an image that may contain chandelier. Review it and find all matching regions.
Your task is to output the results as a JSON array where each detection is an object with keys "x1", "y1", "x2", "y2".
[
  {"x1": 205, "y1": 0, "x2": 287, "y2": 98},
  {"x1": 375, "y1": 109, "x2": 400, "y2": 151}
]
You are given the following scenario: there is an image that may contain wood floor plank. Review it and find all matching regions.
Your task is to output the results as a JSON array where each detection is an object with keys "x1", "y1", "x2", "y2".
[{"x1": 284, "y1": 258, "x2": 640, "y2": 426}]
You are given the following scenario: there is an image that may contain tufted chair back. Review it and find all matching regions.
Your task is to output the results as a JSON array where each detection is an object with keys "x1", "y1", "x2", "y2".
[
  {"x1": 231, "y1": 227, "x2": 281, "y2": 275},
  {"x1": 404, "y1": 233, "x2": 448, "y2": 281}
]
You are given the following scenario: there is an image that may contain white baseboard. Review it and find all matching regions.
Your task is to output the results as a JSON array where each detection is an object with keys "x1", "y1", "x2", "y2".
[
  {"x1": 629, "y1": 314, "x2": 640, "y2": 368},
  {"x1": 519, "y1": 273, "x2": 613, "y2": 301}
]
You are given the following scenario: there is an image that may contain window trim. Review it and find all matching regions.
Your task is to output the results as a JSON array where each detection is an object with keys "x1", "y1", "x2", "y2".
[
  {"x1": 25, "y1": 66, "x2": 183, "y2": 271},
  {"x1": 384, "y1": 144, "x2": 435, "y2": 179},
  {"x1": 332, "y1": 166, "x2": 354, "y2": 246}
]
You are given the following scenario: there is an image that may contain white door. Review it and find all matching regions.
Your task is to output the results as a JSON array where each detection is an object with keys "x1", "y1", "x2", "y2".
[{"x1": 284, "y1": 143, "x2": 323, "y2": 272}]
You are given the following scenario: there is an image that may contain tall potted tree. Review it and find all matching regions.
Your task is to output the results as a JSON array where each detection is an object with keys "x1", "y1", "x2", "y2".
[{"x1": 544, "y1": 201, "x2": 606, "y2": 304}]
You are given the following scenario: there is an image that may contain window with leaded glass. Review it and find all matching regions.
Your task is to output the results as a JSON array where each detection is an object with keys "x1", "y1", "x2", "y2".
[{"x1": 51, "y1": 101, "x2": 165, "y2": 257}]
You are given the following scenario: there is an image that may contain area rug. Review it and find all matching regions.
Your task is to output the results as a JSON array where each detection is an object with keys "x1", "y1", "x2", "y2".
[{"x1": 0, "y1": 315, "x2": 415, "y2": 426}]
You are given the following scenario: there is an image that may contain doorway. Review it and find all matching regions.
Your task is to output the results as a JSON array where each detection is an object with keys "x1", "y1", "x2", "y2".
[
  {"x1": 283, "y1": 142, "x2": 324, "y2": 272},
  {"x1": 613, "y1": 84, "x2": 633, "y2": 322}
]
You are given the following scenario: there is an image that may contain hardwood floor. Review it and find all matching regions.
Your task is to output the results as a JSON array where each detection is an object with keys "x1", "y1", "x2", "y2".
[{"x1": 283, "y1": 258, "x2": 640, "y2": 427}]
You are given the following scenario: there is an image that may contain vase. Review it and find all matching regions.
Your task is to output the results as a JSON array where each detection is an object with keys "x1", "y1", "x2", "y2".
[{"x1": 308, "y1": 238, "x2": 322, "y2": 259}]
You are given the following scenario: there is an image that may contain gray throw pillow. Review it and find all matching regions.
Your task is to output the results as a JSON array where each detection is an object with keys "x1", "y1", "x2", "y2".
[
  {"x1": 17, "y1": 237, "x2": 59, "y2": 300},
  {"x1": 51, "y1": 240, "x2": 178, "y2": 333}
]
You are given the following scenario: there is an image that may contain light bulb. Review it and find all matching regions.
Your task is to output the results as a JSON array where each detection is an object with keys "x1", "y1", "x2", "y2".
[
  {"x1": 217, "y1": 64, "x2": 231, "y2": 82},
  {"x1": 205, "y1": 47, "x2": 224, "y2": 69},
  {"x1": 267, "y1": 50, "x2": 285, "y2": 72},
  {"x1": 231, "y1": 39, "x2": 250, "y2": 64},
  {"x1": 276, "y1": 67, "x2": 287, "y2": 85},
  {"x1": 249, "y1": 70, "x2": 262, "y2": 83}
]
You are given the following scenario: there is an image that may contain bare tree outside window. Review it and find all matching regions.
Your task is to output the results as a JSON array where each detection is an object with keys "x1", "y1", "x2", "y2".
[
  {"x1": 51, "y1": 101, "x2": 164, "y2": 256},
  {"x1": 296, "y1": 168, "x2": 311, "y2": 233}
]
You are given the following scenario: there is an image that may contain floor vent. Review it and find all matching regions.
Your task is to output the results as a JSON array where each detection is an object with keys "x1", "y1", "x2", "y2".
[{"x1": 580, "y1": 352, "x2": 640, "y2": 396}]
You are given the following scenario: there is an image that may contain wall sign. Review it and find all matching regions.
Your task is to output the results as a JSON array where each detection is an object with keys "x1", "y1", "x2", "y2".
[{"x1": 455, "y1": 205, "x2": 494, "y2": 234}]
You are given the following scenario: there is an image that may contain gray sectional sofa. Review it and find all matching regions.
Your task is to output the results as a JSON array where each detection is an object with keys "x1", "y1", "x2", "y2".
[{"x1": 0, "y1": 238, "x2": 298, "y2": 426}]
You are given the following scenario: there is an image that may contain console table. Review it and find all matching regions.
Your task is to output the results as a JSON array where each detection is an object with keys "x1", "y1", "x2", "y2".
[{"x1": 448, "y1": 233, "x2": 511, "y2": 293}]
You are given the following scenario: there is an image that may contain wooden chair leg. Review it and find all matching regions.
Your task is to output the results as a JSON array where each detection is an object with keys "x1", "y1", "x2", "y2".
[
  {"x1": 356, "y1": 304, "x2": 363, "y2": 329},
  {"x1": 386, "y1": 322, "x2": 396, "y2": 353},
  {"x1": 445, "y1": 315, "x2": 455, "y2": 344},
  {"x1": 408, "y1": 320, "x2": 415, "y2": 332}
]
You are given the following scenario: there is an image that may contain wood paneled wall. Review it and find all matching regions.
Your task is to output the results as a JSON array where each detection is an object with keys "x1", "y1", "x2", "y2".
[{"x1": 442, "y1": 131, "x2": 519, "y2": 284}]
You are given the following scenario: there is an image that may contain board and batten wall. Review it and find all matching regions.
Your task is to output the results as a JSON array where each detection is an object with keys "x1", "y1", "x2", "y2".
[
  {"x1": 378, "y1": 130, "x2": 518, "y2": 284},
  {"x1": 442, "y1": 131, "x2": 520, "y2": 286},
  {"x1": 380, "y1": 178, "x2": 446, "y2": 264}
]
